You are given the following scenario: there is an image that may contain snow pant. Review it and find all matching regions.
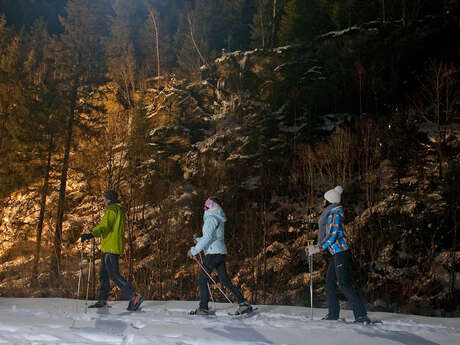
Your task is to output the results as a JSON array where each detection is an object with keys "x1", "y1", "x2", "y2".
[
  {"x1": 199, "y1": 254, "x2": 245, "y2": 309},
  {"x1": 325, "y1": 250, "x2": 367, "y2": 319},
  {"x1": 98, "y1": 253, "x2": 135, "y2": 301}
]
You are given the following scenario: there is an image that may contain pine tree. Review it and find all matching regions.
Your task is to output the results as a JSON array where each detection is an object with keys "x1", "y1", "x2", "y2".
[
  {"x1": 174, "y1": 2, "x2": 212, "y2": 79},
  {"x1": 50, "y1": 0, "x2": 111, "y2": 282},
  {"x1": 175, "y1": 0, "x2": 254, "y2": 78},
  {"x1": 0, "y1": 16, "x2": 64, "y2": 283},
  {"x1": 250, "y1": 0, "x2": 272, "y2": 48},
  {"x1": 278, "y1": 0, "x2": 333, "y2": 45},
  {"x1": 0, "y1": 22, "x2": 34, "y2": 197},
  {"x1": 250, "y1": 0, "x2": 286, "y2": 49},
  {"x1": 106, "y1": 0, "x2": 139, "y2": 106},
  {"x1": 125, "y1": 98, "x2": 151, "y2": 280},
  {"x1": 23, "y1": 20, "x2": 63, "y2": 283}
]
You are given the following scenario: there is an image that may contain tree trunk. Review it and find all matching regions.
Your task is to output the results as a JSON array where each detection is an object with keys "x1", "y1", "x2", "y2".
[
  {"x1": 187, "y1": 13, "x2": 209, "y2": 69},
  {"x1": 32, "y1": 136, "x2": 53, "y2": 284},
  {"x1": 149, "y1": 10, "x2": 161, "y2": 91},
  {"x1": 51, "y1": 89, "x2": 77, "y2": 282},
  {"x1": 258, "y1": 0, "x2": 265, "y2": 49},
  {"x1": 271, "y1": 0, "x2": 277, "y2": 48}
]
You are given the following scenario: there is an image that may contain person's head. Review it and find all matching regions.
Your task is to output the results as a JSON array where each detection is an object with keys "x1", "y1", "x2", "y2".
[
  {"x1": 103, "y1": 190, "x2": 119, "y2": 205},
  {"x1": 204, "y1": 196, "x2": 222, "y2": 210},
  {"x1": 324, "y1": 186, "x2": 343, "y2": 205}
]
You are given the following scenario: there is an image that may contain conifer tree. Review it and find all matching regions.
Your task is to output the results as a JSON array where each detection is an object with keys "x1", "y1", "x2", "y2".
[
  {"x1": 23, "y1": 20, "x2": 63, "y2": 283},
  {"x1": 278, "y1": 0, "x2": 333, "y2": 45},
  {"x1": 250, "y1": 0, "x2": 285, "y2": 48},
  {"x1": 125, "y1": 98, "x2": 151, "y2": 280},
  {"x1": 0, "y1": 17, "x2": 63, "y2": 283},
  {"x1": 175, "y1": 0, "x2": 253, "y2": 78},
  {"x1": 250, "y1": 0, "x2": 272, "y2": 48},
  {"x1": 50, "y1": 0, "x2": 111, "y2": 281},
  {"x1": 0, "y1": 21, "x2": 36, "y2": 197},
  {"x1": 107, "y1": 0, "x2": 139, "y2": 106}
]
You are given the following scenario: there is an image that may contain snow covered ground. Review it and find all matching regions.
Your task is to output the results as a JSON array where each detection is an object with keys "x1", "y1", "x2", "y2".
[{"x1": 0, "y1": 298, "x2": 459, "y2": 345}]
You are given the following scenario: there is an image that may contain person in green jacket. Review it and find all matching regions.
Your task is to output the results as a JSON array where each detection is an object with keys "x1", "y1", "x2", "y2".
[{"x1": 81, "y1": 190, "x2": 143, "y2": 311}]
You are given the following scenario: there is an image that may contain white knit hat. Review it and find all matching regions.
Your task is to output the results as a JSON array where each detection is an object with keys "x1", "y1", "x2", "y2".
[{"x1": 324, "y1": 186, "x2": 343, "y2": 204}]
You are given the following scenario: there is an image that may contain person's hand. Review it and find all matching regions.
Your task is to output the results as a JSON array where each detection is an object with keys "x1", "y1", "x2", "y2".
[
  {"x1": 187, "y1": 248, "x2": 195, "y2": 258},
  {"x1": 81, "y1": 233, "x2": 94, "y2": 242},
  {"x1": 192, "y1": 233, "x2": 199, "y2": 244},
  {"x1": 306, "y1": 244, "x2": 320, "y2": 256}
]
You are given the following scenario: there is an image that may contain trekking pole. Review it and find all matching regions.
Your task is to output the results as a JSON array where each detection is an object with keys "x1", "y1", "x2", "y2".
[
  {"x1": 306, "y1": 240, "x2": 315, "y2": 320},
  {"x1": 199, "y1": 253, "x2": 216, "y2": 310},
  {"x1": 84, "y1": 239, "x2": 94, "y2": 313},
  {"x1": 76, "y1": 242, "x2": 84, "y2": 313},
  {"x1": 193, "y1": 256, "x2": 234, "y2": 306}
]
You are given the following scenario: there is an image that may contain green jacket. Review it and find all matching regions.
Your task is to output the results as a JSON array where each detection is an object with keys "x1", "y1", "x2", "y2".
[{"x1": 91, "y1": 203, "x2": 126, "y2": 254}]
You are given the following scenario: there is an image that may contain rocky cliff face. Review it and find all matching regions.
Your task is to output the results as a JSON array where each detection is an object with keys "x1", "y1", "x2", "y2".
[{"x1": 0, "y1": 43, "x2": 459, "y2": 316}]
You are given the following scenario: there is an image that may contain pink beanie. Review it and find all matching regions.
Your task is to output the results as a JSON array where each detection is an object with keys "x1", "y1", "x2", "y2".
[{"x1": 204, "y1": 198, "x2": 220, "y2": 209}]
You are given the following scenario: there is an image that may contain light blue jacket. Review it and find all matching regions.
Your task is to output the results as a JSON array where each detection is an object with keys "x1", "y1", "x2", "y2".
[{"x1": 190, "y1": 206, "x2": 227, "y2": 256}]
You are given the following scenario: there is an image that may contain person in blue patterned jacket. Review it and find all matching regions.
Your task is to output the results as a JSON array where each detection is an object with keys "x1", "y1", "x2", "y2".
[{"x1": 318, "y1": 186, "x2": 370, "y2": 323}]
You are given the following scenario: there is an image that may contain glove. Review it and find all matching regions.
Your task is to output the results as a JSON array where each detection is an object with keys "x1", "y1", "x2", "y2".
[
  {"x1": 306, "y1": 244, "x2": 320, "y2": 256},
  {"x1": 187, "y1": 248, "x2": 195, "y2": 258},
  {"x1": 192, "y1": 233, "x2": 199, "y2": 244},
  {"x1": 80, "y1": 233, "x2": 94, "y2": 242}
]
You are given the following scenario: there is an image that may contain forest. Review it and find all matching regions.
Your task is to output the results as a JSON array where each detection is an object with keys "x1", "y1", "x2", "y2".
[{"x1": 0, "y1": 0, "x2": 459, "y2": 317}]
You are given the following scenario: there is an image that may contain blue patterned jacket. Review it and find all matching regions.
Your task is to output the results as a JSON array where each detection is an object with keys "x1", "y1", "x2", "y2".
[{"x1": 321, "y1": 206, "x2": 349, "y2": 255}]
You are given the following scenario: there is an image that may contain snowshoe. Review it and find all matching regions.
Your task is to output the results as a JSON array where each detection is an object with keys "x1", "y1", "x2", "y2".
[
  {"x1": 353, "y1": 316, "x2": 381, "y2": 325},
  {"x1": 237, "y1": 302, "x2": 253, "y2": 315},
  {"x1": 189, "y1": 308, "x2": 209, "y2": 316},
  {"x1": 338, "y1": 316, "x2": 382, "y2": 325},
  {"x1": 321, "y1": 314, "x2": 339, "y2": 320},
  {"x1": 127, "y1": 294, "x2": 144, "y2": 311},
  {"x1": 229, "y1": 303, "x2": 257, "y2": 317},
  {"x1": 88, "y1": 300, "x2": 109, "y2": 308}
]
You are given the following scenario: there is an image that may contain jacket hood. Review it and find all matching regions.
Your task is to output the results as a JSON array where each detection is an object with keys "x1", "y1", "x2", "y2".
[{"x1": 204, "y1": 205, "x2": 227, "y2": 223}]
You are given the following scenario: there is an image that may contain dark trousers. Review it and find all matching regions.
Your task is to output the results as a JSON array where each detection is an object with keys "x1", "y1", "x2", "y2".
[
  {"x1": 98, "y1": 253, "x2": 135, "y2": 301},
  {"x1": 199, "y1": 254, "x2": 245, "y2": 309},
  {"x1": 325, "y1": 250, "x2": 367, "y2": 319}
]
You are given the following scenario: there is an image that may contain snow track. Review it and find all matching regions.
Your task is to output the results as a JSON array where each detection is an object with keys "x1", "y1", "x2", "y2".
[{"x1": 0, "y1": 298, "x2": 458, "y2": 345}]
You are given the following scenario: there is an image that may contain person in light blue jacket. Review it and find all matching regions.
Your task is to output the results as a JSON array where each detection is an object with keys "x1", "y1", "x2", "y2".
[{"x1": 188, "y1": 197, "x2": 252, "y2": 315}]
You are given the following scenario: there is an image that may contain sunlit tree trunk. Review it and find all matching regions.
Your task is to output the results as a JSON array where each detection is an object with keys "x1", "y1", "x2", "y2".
[
  {"x1": 149, "y1": 10, "x2": 161, "y2": 90},
  {"x1": 32, "y1": 136, "x2": 53, "y2": 283},
  {"x1": 51, "y1": 88, "x2": 77, "y2": 281}
]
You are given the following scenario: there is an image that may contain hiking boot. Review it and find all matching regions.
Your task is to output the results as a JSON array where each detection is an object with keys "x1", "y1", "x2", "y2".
[
  {"x1": 354, "y1": 315, "x2": 372, "y2": 324},
  {"x1": 321, "y1": 314, "x2": 339, "y2": 320},
  {"x1": 88, "y1": 300, "x2": 107, "y2": 308},
  {"x1": 189, "y1": 307, "x2": 209, "y2": 315},
  {"x1": 237, "y1": 302, "x2": 253, "y2": 315},
  {"x1": 127, "y1": 294, "x2": 144, "y2": 311}
]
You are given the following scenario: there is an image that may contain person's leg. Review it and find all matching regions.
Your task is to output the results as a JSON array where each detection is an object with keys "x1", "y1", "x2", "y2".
[
  {"x1": 335, "y1": 251, "x2": 367, "y2": 319},
  {"x1": 198, "y1": 255, "x2": 219, "y2": 310},
  {"x1": 104, "y1": 253, "x2": 135, "y2": 300},
  {"x1": 98, "y1": 253, "x2": 111, "y2": 302},
  {"x1": 325, "y1": 255, "x2": 340, "y2": 319},
  {"x1": 215, "y1": 255, "x2": 245, "y2": 304}
]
